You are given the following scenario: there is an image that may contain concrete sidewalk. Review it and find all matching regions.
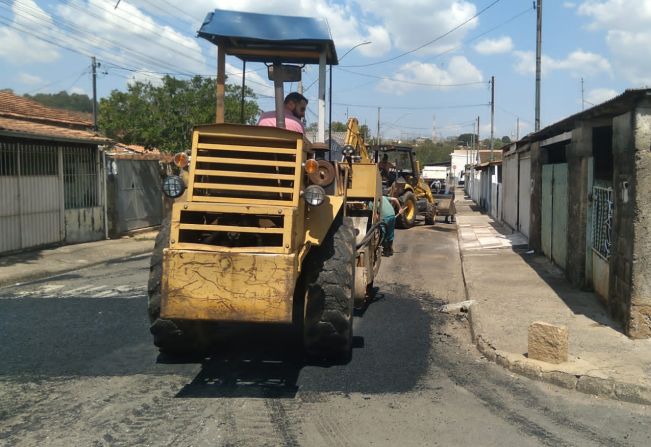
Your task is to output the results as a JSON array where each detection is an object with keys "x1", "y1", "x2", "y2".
[
  {"x1": 455, "y1": 194, "x2": 651, "y2": 405},
  {"x1": 0, "y1": 231, "x2": 157, "y2": 288}
]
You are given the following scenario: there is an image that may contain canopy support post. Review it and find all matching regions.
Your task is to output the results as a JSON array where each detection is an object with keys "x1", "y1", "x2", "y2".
[{"x1": 216, "y1": 46, "x2": 225, "y2": 123}]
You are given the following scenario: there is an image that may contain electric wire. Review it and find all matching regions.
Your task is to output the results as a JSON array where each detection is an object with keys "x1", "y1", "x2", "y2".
[{"x1": 341, "y1": 0, "x2": 503, "y2": 68}]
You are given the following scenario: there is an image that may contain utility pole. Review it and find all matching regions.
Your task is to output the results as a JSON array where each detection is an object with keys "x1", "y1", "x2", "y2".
[
  {"x1": 516, "y1": 117, "x2": 520, "y2": 140},
  {"x1": 476, "y1": 115, "x2": 480, "y2": 165},
  {"x1": 91, "y1": 56, "x2": 98, "y2": 130},
  {"x1": 535, "y1": 0, "x2": 542, "y2": 131},
  {"x1": 490, "y1": 76, "x2": 495, "y2": 161},
  {"x1": 376, "y1": 107, "x2": 381, "y2": 146}
]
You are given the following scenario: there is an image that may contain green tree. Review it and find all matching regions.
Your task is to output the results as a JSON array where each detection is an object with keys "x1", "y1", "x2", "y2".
[
  {"x1": 458, "y1": 133, "x2": 478, "y2": 147},
  {"x1": 413, "y1": 139, "x2": 456, "y2": 165},
  {"x1": 24, "y1": 90, "x2": 93, "y2": 113},
  {"x1": 98, "y1": 76, "x2": 259, "y2": 152}
]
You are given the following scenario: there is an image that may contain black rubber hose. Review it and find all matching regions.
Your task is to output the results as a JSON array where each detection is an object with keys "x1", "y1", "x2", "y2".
[{"x1": 356, "y1": 221, "x2": 387, "y2": 250}]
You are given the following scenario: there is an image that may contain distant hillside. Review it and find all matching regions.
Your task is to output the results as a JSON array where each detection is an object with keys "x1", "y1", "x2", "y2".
[{"x1": 22, "y1": 90, "x2": 93, "y2": 113}]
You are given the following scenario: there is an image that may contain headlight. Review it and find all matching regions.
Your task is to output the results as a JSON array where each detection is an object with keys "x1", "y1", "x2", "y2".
[
  {"x1": 162, "y1": 175, "x2": 185, "y2": 198},
  {"x1": 303, "y1": 185, "x2": 326, "y2": 206}
]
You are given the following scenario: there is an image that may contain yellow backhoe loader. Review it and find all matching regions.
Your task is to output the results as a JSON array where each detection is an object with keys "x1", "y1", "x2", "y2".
[
  {"x1": 148, "y1": 10, "x2": 382, "y2": 361},
  {"x1": 374, "y1": 145, "x2": 437, "y2": 228}
]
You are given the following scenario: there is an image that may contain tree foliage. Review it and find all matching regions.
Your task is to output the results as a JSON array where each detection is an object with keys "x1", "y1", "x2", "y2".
[
  {"x1": 412, "y1": 139, "x2": 457, "y2": 165},
  {"x1": 23, "y1": 90, "x2": 93, "y2": 113},
  {"x1": 98, "y1": 76, "x2": 259, "y2": 152}
]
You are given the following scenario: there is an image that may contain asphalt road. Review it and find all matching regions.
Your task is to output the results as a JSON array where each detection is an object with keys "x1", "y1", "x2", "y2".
[{"x1": 1, "y1": 219, "x2": 650, "y2": 446}]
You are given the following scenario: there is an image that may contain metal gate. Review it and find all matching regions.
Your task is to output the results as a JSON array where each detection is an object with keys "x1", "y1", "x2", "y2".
[
  {"x1": 541, "y1": 163, "x2": 568, "y2": 269},
  {"x1": 111, "y1": 158, "x2": 163, "y2": 234},
  {"x1": 0, "y1": 141, "x2": 64, "y2": 253},
  {"x1": 590, "y1": 186, "x2": 612, "y2": 300},
  {"x1": 518, "y1": 156, "x2": 531, "y2": 237}
]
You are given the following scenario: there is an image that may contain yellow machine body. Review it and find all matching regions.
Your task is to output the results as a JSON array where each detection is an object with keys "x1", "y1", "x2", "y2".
[{"x1": 160, "y1": 124, "x2": 343, "y2": 323}]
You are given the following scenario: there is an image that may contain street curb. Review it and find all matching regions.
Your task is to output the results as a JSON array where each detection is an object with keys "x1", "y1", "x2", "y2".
[
  {"x1": 466, "y1": 304, "x2": 651, "y2": 406},
  {"x1": 0, "y1": 247, "x2": 154, "y2": 289},
  {"x1": 454, "y1": 206, "x2": 651, "y2": 406}
]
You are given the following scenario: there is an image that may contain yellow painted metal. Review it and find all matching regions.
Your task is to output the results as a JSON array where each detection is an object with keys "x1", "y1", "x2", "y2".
[
  {"x1": 197, "y1": 143, "x2": 297, "y2": 155},
  {"x1": 173, "y1": 243, "x2": 286, "y2": 254},
  {"x1": 194, "y1": 169, "x2": 295, "y2": 180},
  {"x1": 179, "y1": 223, "x2": 284, "y2": 234},
  {"x1": 195, "y1": 156, "x2": 296, "y2": 168},
  {"x1": 347, "y1": 163, "x2": 382, "y2": 200},
  {"x1": 304, "y1": 195, "x2": 344, "y2": 246},
  {"x1": 186, "y1": 196, "x2": 294, "y2": 206},
  {"x1": 169, "y1": 201, "x2": 297, "y2": 254},
  {"x1": 194, "y1": 183, "x2": 294, "y2": 193},
  {"x1": 161, "y1": 249, "x2": 297, "y2": 323},
  {"x1": 344, "y1": 117, "x2": 372, "y2": 162}
]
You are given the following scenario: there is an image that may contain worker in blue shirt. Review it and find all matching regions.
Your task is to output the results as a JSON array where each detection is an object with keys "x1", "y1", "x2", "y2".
[{"x1": 378, "y1": 195, "x2": 403, "y2": 256}]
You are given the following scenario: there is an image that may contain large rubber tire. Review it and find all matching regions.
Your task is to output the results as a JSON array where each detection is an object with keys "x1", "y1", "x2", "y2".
[
  {"x1": 424, "y1": 201, "x2": 436, "y2": 225},
  {"x1": 147, "y1": 217, "x2": 203, "y2": 354},
  {"x1": 396, "y1": 191, "x2": 417, "y2": 229},
  {"x1": 302, "y1": 215, "x2": 356, "y2": 361}
]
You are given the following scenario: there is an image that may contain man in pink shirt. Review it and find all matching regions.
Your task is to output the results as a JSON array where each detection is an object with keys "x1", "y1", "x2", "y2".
[{"x1": 257, "y1": 92, "x2": 308, "y2": 134}]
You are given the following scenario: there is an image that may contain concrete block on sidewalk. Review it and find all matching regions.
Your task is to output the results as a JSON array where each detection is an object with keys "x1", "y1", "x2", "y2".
[{"x1": 528, "y1": 321, "x2": 569, "y2": 364}]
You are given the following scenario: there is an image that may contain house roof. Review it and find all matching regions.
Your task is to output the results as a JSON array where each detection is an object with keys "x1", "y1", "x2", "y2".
[
  {"x1": 304, "y1": 130, "x2": 347, "y2": 147},
  {"x1": 0, "y1": 116, "x2": 111, "y2": 144},
  {"x1": 107, "y1": 143, "x2": 171, "y2": 161},
  {"x1": 521, "y1": 88, "x2": 651, "y2": 143},
  {"x1": 0, "y1": 91, "x2": 93, "y2": 127},
  {"x1": 476, "y1": 150, "x2": 502, "y2": 164},
  {"x1": 0, "y1": 91, "x2": 110, "y2": 144}
]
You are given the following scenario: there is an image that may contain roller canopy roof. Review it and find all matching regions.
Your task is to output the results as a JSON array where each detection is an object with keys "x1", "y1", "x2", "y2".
[{"x1": 197, "y1": 9, "x2": 338, "y2": 65}]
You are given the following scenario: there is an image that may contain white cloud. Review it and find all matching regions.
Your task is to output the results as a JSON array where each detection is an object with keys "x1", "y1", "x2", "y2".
[
  {"x1": 171, "y1": 0, "x2": 477, "y2": 58},
  {"x1": 225, "y1": 63, "x2": 274, "y2": 97},
  {"x1": 356, "y1": 0, "x2": 478, "y2": 55},
  {"x1": 378, "y1": 56, "x2": 483, "y2": 95},
  {"x1": 178, "y1": 0, "x2": 392, "y2": 58},
  {"x1": 56, "y1": 0, "x2": 209, "y2": 74},
  {"x1": 578, "y1": 1, "x2": 651, "y2": 85},
  {"x1": 70, "y1": 87, "x2": 87, "y2": 95},
  {"x1": 513, "y1": 50, "x2": 611, "y2": 77},
  {"x1": 586, "y1": 87, "x2": 618, "y2": 105},
  {"x1": 0, "y1": 0, "x2": 61, "y2": 64},
  {"x1": 127, "y1": 70, "x2": 164, "y2": 87},
  {"x1": 473, "y1": 36, "x2": 513, "y2": 55},
  {"x1": 17, "y1": 73, "x2": 44, "y2": 86},
  {"x1": 563, "y1": 2, "x2": 577, "y2": 8}
]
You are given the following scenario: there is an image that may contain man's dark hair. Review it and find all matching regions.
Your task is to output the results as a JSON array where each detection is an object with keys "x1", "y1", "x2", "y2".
[{"x1": 284, "y1": 92, "x2": 308, "y2": 105}]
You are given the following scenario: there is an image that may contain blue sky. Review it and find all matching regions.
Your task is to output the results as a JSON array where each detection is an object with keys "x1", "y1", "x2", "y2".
[{"x1": 1, "y1": 0, "x2": 649, "y2": 141}]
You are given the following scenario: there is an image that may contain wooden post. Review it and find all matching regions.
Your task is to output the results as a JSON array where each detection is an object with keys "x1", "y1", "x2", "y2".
[{"x1": 216, "y1": 46, "x2": 225, "y2": 123}]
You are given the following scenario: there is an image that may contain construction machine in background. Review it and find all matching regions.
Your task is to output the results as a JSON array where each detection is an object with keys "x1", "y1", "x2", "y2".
[
  {"x1": 375, "y1": 145, "x2": 437, "y2": 228},
  {"x1": 148, "y1": 9, "x2": 382, "y2": 361}
]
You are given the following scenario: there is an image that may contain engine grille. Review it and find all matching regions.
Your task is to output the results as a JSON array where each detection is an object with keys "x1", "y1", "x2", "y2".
[{"x1": 188, "y1": 133, "x2": 302, "y2": 206}]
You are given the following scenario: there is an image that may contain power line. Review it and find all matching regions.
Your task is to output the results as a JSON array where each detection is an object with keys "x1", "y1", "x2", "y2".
[
  {"x1": 422, "y1": 4, "x2": 534, "y2": 63},
  {"x1": 2, "y1": 0, "x2": 207, "y2": 76},
  {"x1": 341, "y1": 0, "x2": 503, "y2": 68},
  {"x1": 24, "y1": 67, "x2": 90, "y2": 94},
  {"x1": 333, "y1": 102, "x2": 490, "y2": 111},
  {"x1": 336, "y1": 68, "x2": 487, "y2": 88}
]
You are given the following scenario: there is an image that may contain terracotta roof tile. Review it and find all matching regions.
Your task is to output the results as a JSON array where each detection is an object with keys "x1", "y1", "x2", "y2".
[
  {"x1": 0, "y1": 116, "x2": 111, "y2": 144},
  {"x1": 0, "y1": 91, "x2": 93, "y2": 126}
]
